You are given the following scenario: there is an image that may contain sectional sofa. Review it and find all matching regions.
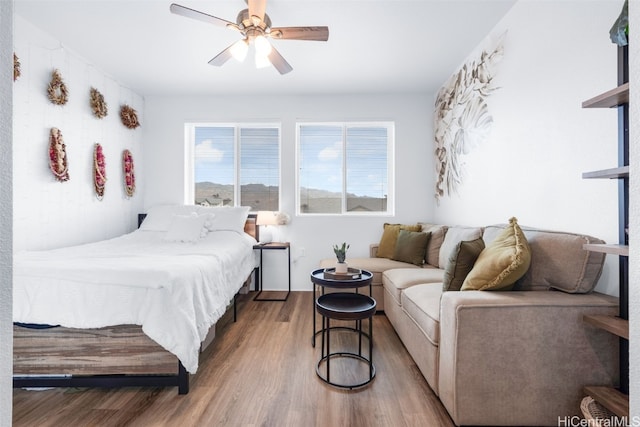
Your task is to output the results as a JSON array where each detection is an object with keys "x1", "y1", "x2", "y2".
[{"x1": 320, "y1": 221, "x2": 619, "y2": 426}]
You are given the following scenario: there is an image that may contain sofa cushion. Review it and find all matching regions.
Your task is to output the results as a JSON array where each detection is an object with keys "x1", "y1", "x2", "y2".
[
  {"x1": 393, "y1": 230, "x2": 431, "y2": 266},
  {"x1": 377, "y1": 223, "x2": 422, "y2": 259},
  {"x1": 462, "y1": 217, "x2": 531, "y2": 291},
  {"x1": 401, "y1": 283, "x2": 443, "y2": 346},
  {"x1": 443, "y1": 237, "x2": 485, "y2": 292},
  {"x1": 383, "y1": 267, "x2": 445, "y2": 305},
  {"x1": 418, "y1": 223, "x2": 448, "y2": 267},
  {"x1": 438, "y1": 226, "x2": 483, "y2": 269},
  {"x1": 483, "y1": 224, "x2": 606, "y2": 293}
]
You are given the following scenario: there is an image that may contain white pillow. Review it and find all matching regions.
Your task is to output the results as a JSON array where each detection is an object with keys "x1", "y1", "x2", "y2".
[
  {"x1": 163, "y1": 213, "x2": 208, "y2": 243},
  {"x1": 197, "y1": 206, "x2": 251, "y2": 232},
  {"x1": 139, "y1": 205, "x2": 200, "y2": 231}
]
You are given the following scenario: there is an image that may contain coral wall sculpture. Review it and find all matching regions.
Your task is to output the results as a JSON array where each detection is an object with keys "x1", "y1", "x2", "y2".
[
  {"x1": 49, "y1": 127, "x2": 69, "y2": 182},
  {"x1": 434, "y1": 34, "x2": 504, "y2": 202},
  {"x1": 94, "y1": 143, "x2": 107, "y2": 199}
]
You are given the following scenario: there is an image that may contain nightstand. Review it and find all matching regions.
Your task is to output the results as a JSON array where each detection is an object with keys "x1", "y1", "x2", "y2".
[{"x1": 253, "y1": 242, "x2": 291, "y2": 301}]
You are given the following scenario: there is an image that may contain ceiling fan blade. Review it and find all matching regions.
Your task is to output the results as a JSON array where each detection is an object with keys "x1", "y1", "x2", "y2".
[
  {"x1": 247, "y1": 0, "x2": 267, "y2": 24},
  {"x1": 267, "y1": 46, "x2": 293, "y2": 75},
  {"x1": 270, "y1": 26, "x2": 329, "y2": 41},
  {"x1": 208, "y1": 45, "x2": 235, "y2": 67},
  {"x1": 170, "y1": 3, "x2": 238, "y2": 29}
]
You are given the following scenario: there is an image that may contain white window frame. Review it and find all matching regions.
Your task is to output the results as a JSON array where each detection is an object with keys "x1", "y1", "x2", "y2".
[
  {"x1": 184, "y1": 122, "x2": 282, "y2": 210},
  {"x1": 295, "y1": 121, "x2": 395, "y2": 216}
]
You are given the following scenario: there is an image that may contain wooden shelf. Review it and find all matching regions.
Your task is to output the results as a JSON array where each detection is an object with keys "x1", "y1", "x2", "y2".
[
  {"x1": 584, "y1": 386, "x2": 629, "y2": 418},
  {"x1": 583, "y1": 243, "x2": 629, "y2": 256},
  {"x1": 582, "y1": 166, "x2": 629, "y2": 179},
  {"x1": 582, "y1": 82, "x2": 629, "y2": 108},
  {"x1": 583, "y1": 315, "x2": 628, "y2": 339}
]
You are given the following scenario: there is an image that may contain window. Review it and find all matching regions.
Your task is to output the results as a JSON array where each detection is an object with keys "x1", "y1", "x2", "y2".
[
  {"x1": 297, "y1": 122, "x2": 394, "y2": 215},
  {"x1": 186, "y1": 123, "x2": 280, "y2": 211}
]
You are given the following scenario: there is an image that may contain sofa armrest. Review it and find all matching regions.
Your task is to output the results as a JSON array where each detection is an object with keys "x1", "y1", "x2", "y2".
[
  {"x1": 438, "y1": 290, "x2": 619, "y2": 426},
  {"x1": 369, "y1": 244, "x2": 379, "y2": 258}
]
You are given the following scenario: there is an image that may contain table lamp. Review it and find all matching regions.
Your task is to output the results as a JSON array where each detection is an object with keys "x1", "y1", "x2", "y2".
[{"x1": 256, "y1": 211, "x2": 278, "y2": 243}]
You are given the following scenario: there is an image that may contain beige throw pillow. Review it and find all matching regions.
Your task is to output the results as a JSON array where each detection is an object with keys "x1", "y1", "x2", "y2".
[
  {"x1": 443, "y1": 237, "x2": 485, "y2": 292},
  {"x1": 418, "y1": 223, "x2": 448, "y2": 267},
  {"x1": 461, "y1": 217, "x2": 532, "y2": 291},
  {"x1": 377, "y1": 223, "x2": 422, "y2": 259},
  {"x1": 393, "y1": 230, "x2": 431, "y2": 266}
]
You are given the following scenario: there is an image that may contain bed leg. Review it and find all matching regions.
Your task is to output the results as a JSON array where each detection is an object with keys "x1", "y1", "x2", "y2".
[
  {"x1": 178, "y1": 362, "x2": 189, "y2": 394},
  {"x1": 233, "y1": 294, "x2": 237, "y2": 322}
]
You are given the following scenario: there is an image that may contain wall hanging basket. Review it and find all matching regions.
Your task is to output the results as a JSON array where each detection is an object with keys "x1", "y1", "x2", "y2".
[
  {"x1": 47, "y1": 69, "x2": 69, "y2": 105},
  {"x1": 120, "y1": 105, "x2": 140, "y2": 129},
  {"x1": 94, "y1": 143, "x2": 107, "y2": 200},
  {"x1": 49, "y1": 127, "x2": 69, "y2": 182},
  {"x1": 123, "y1": 149, "x2": 135, "y2": 197},
  {"x1": 90, "y1": 87, "x2": 108, "y2": 119}
]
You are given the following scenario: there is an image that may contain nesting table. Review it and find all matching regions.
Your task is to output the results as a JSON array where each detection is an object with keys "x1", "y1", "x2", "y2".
[{"x1": 310, "y1": 268, "x2": 376, "y2": 389}]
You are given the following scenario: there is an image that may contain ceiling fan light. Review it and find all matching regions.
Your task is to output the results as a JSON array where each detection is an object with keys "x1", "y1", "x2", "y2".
[
  {"x1": 254, "y1": 35, "x2": 272, "y2": 56},
  {"x1": 230, "y1": 39, "x2": 249, "y2": 62},
  {"x1": 255, "y1": 52, "x2": 271, "y2": 69}
]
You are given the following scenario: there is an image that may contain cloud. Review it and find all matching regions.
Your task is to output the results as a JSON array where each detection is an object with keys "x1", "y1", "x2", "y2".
[
  {"x1": 195, "y1": 140, "x2": 224, "y2": 162},
  {"x1": 318, "y1": 141, "x2": 341, "y2": 161}
]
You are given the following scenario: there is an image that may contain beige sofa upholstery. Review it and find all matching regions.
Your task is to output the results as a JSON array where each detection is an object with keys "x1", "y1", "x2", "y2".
[{"x1": 320, "y1": 223, "x2": 619, "y2": 426}]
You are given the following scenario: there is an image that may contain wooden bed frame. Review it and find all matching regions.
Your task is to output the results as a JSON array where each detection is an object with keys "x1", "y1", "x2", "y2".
[{"x1": 13, "y1": 213, "x2": 258, "y2": 395}]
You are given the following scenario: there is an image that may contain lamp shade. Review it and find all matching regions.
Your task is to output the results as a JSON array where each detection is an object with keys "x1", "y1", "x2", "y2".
[{"x1": 256, "y1": 211, "x2": 278, "y2": 226}]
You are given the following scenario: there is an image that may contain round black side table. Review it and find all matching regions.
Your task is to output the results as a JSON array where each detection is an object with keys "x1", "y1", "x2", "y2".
[
  {"x1": 315, "y1": 292, "x2": 377, "y2": 389},
  {"x1": 310, "y1": 268, "x2": 373, "y2": 347}
]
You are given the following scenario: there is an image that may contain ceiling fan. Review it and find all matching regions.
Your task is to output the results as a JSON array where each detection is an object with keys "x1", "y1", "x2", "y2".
[{"x1": 170, "y1": 0, "x2": 329, "y2": 75}]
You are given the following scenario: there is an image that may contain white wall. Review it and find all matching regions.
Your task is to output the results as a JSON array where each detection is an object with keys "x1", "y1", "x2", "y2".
[
  {"x1": 13, "y1": 16, "x2": 145, "y2": 251},
  {"x1": 433, "y1": 0, "x2": 621, "y2": 296},
  {"x1": 0, "y1": 1, "x2": 12, "y2": 425},
  {"x1": 628, "y1": 0, "x2": 639, "y2": 419},
  {"x1": 143, "y1": 93, "x2": 433, "y2": 290}
]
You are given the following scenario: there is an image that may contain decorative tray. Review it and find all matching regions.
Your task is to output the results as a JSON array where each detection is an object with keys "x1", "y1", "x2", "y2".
[{"x1": 323, "y1": 267, "x2": 362, "y2": 280}]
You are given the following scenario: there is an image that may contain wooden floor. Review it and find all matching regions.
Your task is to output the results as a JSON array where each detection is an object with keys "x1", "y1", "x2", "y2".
[{"x1": 13, "y1": 292, "x2": 455, "y2": 427}]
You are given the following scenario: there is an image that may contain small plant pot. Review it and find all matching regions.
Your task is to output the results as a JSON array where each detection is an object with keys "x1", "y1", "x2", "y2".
[{"x1": 335, "y1": 261, "x2": 348, "y2": 274}]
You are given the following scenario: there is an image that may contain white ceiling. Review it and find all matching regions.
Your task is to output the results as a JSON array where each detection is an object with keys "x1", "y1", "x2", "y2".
[{"x1": 14, "y1": 0, "x2": 516, "y2": 97}]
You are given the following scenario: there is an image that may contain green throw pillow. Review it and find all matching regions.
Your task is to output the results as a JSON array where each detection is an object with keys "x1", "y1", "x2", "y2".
[
  {"x1": 461, "y1": 217, "x2": 532, "y2": 291},
  {"x1": 443, "y1": 237, "x2": 485, "y2": 292},
  {"x1": 377, "y1": 223, "x2": 422, "y2": 259},
  {"x1": 393, "y1": 230, "x2": 431, "y2": 266}
]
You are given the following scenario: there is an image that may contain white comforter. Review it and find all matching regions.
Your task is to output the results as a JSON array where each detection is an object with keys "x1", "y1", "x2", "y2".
[{"x1": 13, "y1": 229, "x2": 257, "y2": 373}]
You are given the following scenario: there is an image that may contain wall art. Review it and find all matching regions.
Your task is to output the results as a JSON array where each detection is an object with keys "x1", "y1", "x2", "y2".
[
  {"x1": 47, "y1": 69, "x2": 69, "y2": 105},
  {"x1": 123, "y1": 149, "x2": 135, "y2": 197},
  {"x1": 49, "y1": 127, "x2": 69, "y2": 182},
  {"x1": 90, "y1": 87, "x2": 108, "y2": 119},
  {"x1": 434, "y1": 34, "x2": 504, "y2": 202},
  {"x1": 94, "y1": 143, "x2": 106, "y2": 199},
  {"x1": 120, "y1": 105, "x2": 140, "y2": 129},
  {"x1": 13, "y1": 53, "x2": 20, "y2": 81}
]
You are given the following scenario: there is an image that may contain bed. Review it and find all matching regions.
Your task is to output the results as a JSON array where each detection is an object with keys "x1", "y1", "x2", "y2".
[{"x1": 13, "y1": 205, "x2": 258, "y2": 394}]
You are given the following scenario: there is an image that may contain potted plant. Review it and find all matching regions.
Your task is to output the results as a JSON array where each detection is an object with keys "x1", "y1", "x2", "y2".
[{"x1": 333, "y1": 242, "x2": 350, "y2": 273}]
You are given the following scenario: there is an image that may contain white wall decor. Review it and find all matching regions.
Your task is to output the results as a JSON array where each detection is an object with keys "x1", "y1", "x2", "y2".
[
  {"x1": 432, "y1": 1, "x2": 620, "y2": 296},
  {"x1": 434, "y1": 34, "x2": 504, "y2": 203}
]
